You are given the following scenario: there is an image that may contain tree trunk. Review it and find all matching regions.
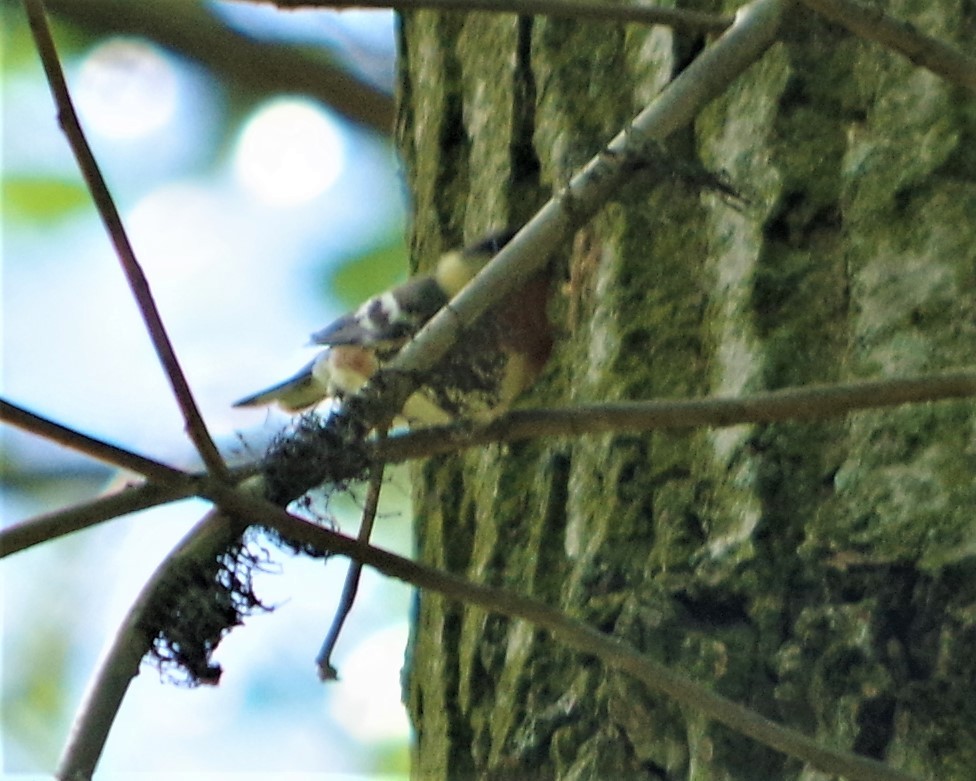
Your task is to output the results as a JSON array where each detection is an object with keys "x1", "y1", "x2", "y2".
[{"x1": 397, "y1": 4, "x2": 976, "y2": 779}]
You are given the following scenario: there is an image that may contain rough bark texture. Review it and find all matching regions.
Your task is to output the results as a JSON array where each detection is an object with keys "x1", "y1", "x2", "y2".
[{"x1": 397, "y1": 3, "x2": 976, "y2": 779}]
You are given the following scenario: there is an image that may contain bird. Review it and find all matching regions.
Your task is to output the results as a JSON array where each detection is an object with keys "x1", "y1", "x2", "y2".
[{"x1": 233, "y1": 230, "x2": 554, "y2": 426}]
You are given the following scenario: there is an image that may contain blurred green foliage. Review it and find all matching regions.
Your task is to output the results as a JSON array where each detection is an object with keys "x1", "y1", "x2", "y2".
[
  {"x1": 3, "y1": 177, "x2": 92, "y2": 220},
  {"x1": 327, "y1": 235, "x2": 409, "y2": 309}
]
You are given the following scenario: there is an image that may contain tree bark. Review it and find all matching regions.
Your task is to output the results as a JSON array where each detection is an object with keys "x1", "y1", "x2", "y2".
[{"x1": 397, "y1": 3, "x2": 976, "y2": 778}]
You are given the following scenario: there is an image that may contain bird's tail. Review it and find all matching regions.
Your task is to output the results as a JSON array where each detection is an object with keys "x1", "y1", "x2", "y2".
[{"x1": 232, "y1": 359, "x2": 325, "y2": 412}]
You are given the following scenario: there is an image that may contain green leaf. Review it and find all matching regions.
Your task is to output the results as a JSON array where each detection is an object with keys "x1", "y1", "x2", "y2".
[
  {"x1": 3, "y1": 177, "x2": 91, "y2": 220},
  {"x1": 326, "y1": 235, "x2": 408, "y2": 308}
]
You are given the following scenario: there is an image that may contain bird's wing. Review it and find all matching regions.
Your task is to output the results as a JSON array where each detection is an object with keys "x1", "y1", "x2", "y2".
[{"x1": 309, "y1": 275, "x2": 448, "y2": 349}]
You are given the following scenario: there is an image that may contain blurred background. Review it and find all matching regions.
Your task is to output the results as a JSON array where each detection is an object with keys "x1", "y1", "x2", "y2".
[{"x1": 2, "y1": 0, "x2": 416, "y2": 776}]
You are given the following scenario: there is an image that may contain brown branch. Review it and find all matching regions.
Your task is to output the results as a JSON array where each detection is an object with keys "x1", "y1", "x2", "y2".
[
  {"x1": 55, "y1": 475, "x2": 916, "y2": 781},
  {"x1": 265, "y1": 0, "x2": 733, "y2": 33},
  {"x1": 373, "y1": 372, "x2": 976, "y2": 463},
  {"x1": 801, "y1": 0, "x2": 976, "y2": 92},
  {"x1": 23, "y1": 0, "x2": 230, "y2": 481},
  {"x1": 1, "y1": 398, "x2": 186, "y2": 482},
  {"x1": 45, "y1": 0, "x2": 395, "y2": 133},
  {"x1": 0, "y1": 480, "x2": 195, "y2": 558},
  {"x1": 212, "y1": 487, "x2": 918, "y2": 781},
  {"x1": 10, "y1": 369, "x2": 970, "y2": 556},
  {"x1": 315, "y1": 460, "x2": 386, "y2": 680},
  {"x1": 58, "y1": 432, "x2": 922, "y2": 781}
]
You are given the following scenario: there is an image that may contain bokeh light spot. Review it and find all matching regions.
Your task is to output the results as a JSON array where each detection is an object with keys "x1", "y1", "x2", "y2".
[
  {"x1": 330, "y1": 623, "x2": 411, "y2": 742},
  {"x1": 76, "y1": 38, "x2": 178, "y2": 139},
  {"x1": 234, "y1": 98, "x2": 344, "y2": 206}
]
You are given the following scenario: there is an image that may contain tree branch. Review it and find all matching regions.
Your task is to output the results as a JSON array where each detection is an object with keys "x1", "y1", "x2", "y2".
[
  {"x1": 1, "y1": 398, "x2": 186, "y2": 482},
  {"x1": 315, "y1": 460, "x2": 386, "y2": 679},
  {"x1": 373, "y1": 372, "x2": 976, "y2": 463},
  {"x1": 801, "y1": 0, "x2": 976, "y2": 92},
  {"x1": 9, "y1": 368, "x2": 971, "y2": 557},
  {"x1": 218, "y1": 487, "x2": 920, "y2": 781},
  {"x1": 264, "y1": 0, "x2": 733, "y2": 33},
  {"x1": 54, "y1": 463, "x2": 923, "y2": 781},
  {"x1": 24, "y1": 0, "x2": 230, "y2": 481},
  {"x1": 0, "y1": 480, "x2": 195, "y2": 558}
]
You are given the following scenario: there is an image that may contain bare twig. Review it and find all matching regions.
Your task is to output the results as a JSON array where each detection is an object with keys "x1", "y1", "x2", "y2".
[
  {"x1": 10, "y1": 369, "x2": 971, "y2": 556},
  {"x1": 62, "y1": 477, "x2": 919, "y2": 781},
  {"x1": 0, "y1": 481, "x2": 194, "y2": 558},
  {"x1": 265, "y1": 0, "x2": 733, "y2": 33},
  {"x1": 209, "y1": 487, "x2": 919, "y2": 781},
  {"x1": 315, "y1": 461, "x2": 386, "y2": 680},
  {"x1": 0, "y1": 399, "x2": 261, "y2": 556},
  {"x1": 801, "y1": 0, "x2": 976, "y2": 92},
  {"x1": 1, "y1": 398, "x2": 185, "y2": 482},
  {"x1": 23, "y1": 0, "x2": 230, "y2": 481},
  {"x1": 373, "y1": 372, "x2": 976, "y2": 463}
]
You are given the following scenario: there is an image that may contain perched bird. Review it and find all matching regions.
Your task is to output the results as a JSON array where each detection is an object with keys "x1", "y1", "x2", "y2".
[{"x1": 233, "y1": 230, "x2": 554, "y2": 425}]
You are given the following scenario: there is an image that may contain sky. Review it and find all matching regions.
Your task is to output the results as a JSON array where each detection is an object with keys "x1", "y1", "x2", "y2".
[{"x1": 2, "y1": 4, "x2": 419, "y2": 776}]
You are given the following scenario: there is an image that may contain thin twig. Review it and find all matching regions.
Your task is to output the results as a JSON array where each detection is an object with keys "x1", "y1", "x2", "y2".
[
  {"x1": 266, "y1": 0, "x2": 733, "y2": 33},
  {"x1": 801, "y1": 0, "x2": 976, "y2": 92},
  {"x1": 1, "y1": 398, "x2": 186, "y2": 482},
  {"x1": 0, "y1": 480, "x2": 195, "y2": 558},
  {"x1": 56, "y1": 442, "x2": 922, "y2": 781},
  {"x1": 208, "y1": 487, "x2": 919, "y2": 781},
  {"x1": 0, "y1": 399, "x2": 260, "y2": 556},
  {"x1": 11, "y1": 369, "x2": 970, "y2": 556},
  {"x1": 315, "y1": 461, "x2": 386, "y2": 680},
  {"x1": 22, "y1": 0, "x2": 230, "y2": 481},
  {"x1": 373, "y1": 372, "x2": 976, "y2": 463}
]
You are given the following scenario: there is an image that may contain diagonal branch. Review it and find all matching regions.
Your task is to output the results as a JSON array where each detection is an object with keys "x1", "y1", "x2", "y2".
[
  {"x1": 22, "y1": 0, "x2": 230, "y2": 481},
  {"x1": 222, "y1": 489, "x2": 921, "y2": 781},
  {"x1": 801, "y1": 0, "x2": 976, "y2": 92},
  {"x1": 0, "y1": 480, "x2": 196, "y2": 558},
  {"x1": 1, "y1": 398, "x2": 186, "y2": 482},
  {"x1": 57, "y1": 478, "x2": 920, "y2": 781},
  {"x1": 183, "y1": 0, "x2": 789, "y2": 520},
  {"x1": 247, "y1": 500, "x2": 919, "y2": 781}
]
